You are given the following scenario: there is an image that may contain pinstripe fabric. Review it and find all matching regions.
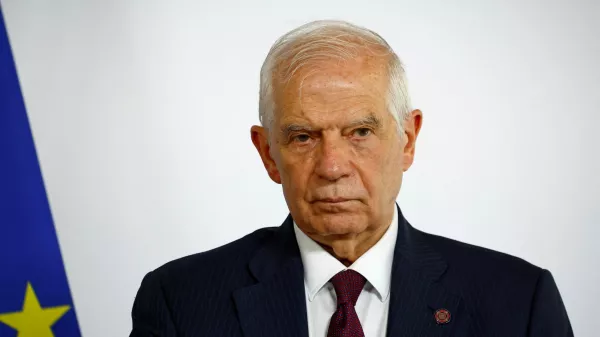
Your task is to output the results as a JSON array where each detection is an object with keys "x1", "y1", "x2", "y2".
[{"x1": 130, "y1": 204, "x2": 573, "y2": 337}]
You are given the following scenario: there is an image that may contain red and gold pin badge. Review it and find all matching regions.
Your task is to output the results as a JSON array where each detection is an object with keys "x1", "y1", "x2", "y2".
[{"x1": 434, "y1": 308, "x2": 451, "y2": 324}]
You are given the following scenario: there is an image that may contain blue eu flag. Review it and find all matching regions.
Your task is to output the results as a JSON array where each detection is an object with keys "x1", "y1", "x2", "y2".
[{"x1": 0, "y1": 8, "x2": 82, "y2": 337}]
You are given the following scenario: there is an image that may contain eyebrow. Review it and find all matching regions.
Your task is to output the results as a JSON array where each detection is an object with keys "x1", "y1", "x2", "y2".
[
  {"x1": 279, "y1": 114, "x2": 383, "y2": 138},
  {"x1": 346, "y1": 114, "x2": 383, "y2": 129}
]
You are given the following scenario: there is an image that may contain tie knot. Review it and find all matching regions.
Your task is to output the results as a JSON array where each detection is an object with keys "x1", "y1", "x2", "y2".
[{"x1": 330, "y1": 269, "x2": 366, "y2": 306}]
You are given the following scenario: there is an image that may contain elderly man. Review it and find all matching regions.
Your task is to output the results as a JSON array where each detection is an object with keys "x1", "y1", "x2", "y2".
[{"x1": 130, "y1": 20, "x2": 572, "y2": 337}]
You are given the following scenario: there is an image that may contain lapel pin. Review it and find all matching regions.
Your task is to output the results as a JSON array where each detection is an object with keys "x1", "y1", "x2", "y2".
[{"x1": 434, "y1": 308, "x2": 451, "y2": 324}]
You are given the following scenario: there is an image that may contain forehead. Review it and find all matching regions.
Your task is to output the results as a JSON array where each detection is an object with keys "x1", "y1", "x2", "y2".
[{"x1": 274, "y1": 56, "x2": 390, "y2": 125}]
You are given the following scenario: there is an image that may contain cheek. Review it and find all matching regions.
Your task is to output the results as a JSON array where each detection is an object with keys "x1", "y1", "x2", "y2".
[
  {"x1": 353, "y1": 147, "x2": 384, "y2": 189},
  {"x1": 382, "y1": 144, "x2": 403, "y2": 178},
  {"x1": 280, "y1": 154, "x2": 313, "y2": 190},
  {"x1": 381, "y1": 146, "x2": 405, "y2": 195},
  {"x1": 355, "y1": 140, "x2": 401, "y2": 189}
]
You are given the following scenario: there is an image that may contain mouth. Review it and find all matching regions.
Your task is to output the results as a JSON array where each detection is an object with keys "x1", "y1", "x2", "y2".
[{"x1": 314, "y1": 198, "x2": 352, "y2": 203}]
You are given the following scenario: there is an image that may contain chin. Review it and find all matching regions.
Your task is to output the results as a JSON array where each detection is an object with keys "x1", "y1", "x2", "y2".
[{"x1": 312, "y1": 213, "x2": 368, "y2": 236}]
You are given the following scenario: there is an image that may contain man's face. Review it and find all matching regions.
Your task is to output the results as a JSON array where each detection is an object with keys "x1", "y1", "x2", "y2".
[{"x1": 252, "y1": 56, "x2": 421, "y2": 238}]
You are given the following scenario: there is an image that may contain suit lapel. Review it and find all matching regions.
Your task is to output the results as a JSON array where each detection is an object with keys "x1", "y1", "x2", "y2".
[
  {"x1": 233, "y1": 215, "x2": 308, "y2": 337},
  {"x1": 386, "y1": 205, "x2": 471, "y2": 337}
]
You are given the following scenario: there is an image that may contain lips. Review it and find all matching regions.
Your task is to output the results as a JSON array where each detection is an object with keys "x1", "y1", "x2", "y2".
[{"x1": 316, "y1": 198, "x2": 351, "y2": 203}]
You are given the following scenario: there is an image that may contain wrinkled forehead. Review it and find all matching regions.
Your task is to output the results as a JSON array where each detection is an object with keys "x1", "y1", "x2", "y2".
[{"x1": 272, "y1": 56, "x2": 390, "y2": 118}]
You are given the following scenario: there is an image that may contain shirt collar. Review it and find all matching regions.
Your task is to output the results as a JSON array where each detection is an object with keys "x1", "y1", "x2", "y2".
[{"x1": 293, "y1": 205, "x2": 398, "y2": 303}]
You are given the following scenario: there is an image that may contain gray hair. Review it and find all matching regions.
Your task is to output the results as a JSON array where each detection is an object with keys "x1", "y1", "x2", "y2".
[{"x1": 258, "y1": 20, "x2": 412, "y2": 137}]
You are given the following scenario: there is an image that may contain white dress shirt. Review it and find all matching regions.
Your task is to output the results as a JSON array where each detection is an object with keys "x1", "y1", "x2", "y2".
[{"x1": 293, "y1": 206, "x2": 398, "y2": 337}]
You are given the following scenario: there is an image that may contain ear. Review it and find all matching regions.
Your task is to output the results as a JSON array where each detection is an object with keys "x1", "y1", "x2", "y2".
[
  {"x1": 402, "y1": 109, "x2": 423, "y2": 171},
  {"x1": 251, "y1": 125, "x2": 282, "y2": 184}
]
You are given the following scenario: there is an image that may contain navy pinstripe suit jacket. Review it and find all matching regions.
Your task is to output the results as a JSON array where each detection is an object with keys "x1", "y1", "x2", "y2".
[{"x1": 130, "y1": 205, "x2": 573, "y2": 336}]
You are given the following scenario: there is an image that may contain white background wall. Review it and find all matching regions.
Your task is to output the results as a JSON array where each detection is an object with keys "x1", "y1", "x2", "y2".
[{"x1": 2, "y1": 0, "x2": 598, "y2": 336}]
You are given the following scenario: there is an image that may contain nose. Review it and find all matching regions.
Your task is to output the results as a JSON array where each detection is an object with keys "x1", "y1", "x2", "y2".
[{"x1": 313, "y1": 135, "x2": 352, "y2": 182}]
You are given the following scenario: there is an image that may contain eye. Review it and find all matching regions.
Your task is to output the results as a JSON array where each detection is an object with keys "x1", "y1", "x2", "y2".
[
  {"x1": 292, "y1": 134, "x2": 311, "y2": 143},
  {"x1": 353, "y1": 128, "x2": 372, "y2": 138}
]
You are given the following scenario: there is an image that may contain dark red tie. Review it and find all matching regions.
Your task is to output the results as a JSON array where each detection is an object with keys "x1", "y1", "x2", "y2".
[{"x1": 327, "y1": 269, "x2": 367, "y2": 337}]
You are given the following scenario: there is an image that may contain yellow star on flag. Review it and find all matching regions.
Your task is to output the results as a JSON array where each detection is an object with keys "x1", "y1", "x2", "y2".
[{"x1": 0, "y1": 282, "x2": 71, "y2": 337}]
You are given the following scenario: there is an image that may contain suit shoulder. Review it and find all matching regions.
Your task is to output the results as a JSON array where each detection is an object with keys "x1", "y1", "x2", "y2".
[
  {"x1": 131, "y1": 227, "x2": 279, "y2": 333},
  {"x1": 152, "y1": 226, "x2": 278, "y2": 281},
  {"x1": 418, "y1": 228, "x2": 543, "y2": 281},
  {"x1": 411, "y1": 228, "x2": 562, "y2": 334}
]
